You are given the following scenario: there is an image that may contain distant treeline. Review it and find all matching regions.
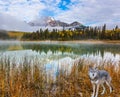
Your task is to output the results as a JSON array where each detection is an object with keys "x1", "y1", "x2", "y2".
[
  {"x1": 0, "y1": 30, "x2": 10, "y2": 39},
  {"x1": 22, "y1": 24, "x2": 120, "y2": 41}
]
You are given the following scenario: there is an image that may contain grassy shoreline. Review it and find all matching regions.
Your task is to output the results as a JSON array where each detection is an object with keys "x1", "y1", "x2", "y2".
[
  {"x1": 21, "y1": 40, "x2": 120, "y2": 44},
  {"x1": 0, "y1": 57, "x2": 120, "y2": 97}
]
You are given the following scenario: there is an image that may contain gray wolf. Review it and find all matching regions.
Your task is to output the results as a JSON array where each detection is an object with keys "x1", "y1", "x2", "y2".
[{"x1": 88, "y1": 66, "x2": 113, "y2": 97}]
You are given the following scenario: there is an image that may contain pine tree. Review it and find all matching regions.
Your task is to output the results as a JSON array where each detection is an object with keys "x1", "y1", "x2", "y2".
[{"x1": 101, "y1": 24, "x2": 106, "y2": 39}]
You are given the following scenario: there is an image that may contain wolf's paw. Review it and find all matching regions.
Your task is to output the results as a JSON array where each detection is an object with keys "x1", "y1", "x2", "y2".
[
  {"x1": 91, "y1": 94, "x2": 94, "y2": 97},
  {"x1": 110, "y1": 87, "x2": 113, "y2": 93},
  {"x1": 101, "y1": 92, "x2": 105, "y2": 95},
  {"x1": 101, "y1": 90, "x2": 105, "y2": 95}
]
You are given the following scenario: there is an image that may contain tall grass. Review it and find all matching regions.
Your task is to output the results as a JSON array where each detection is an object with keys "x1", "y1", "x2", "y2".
[{"x1": 0, "y1": 57, "x2": 120, "y2": 97}]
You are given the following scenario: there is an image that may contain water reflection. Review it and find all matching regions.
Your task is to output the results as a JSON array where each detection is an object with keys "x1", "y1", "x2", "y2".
[
  {"x1": 21, "y1": 43, "x2": 120, "y2": 56},
  {"x1": 0, "y1": 41, "x2": 120, "y2": 59},
  {"x1": 0, "y1": 41, "x2": 120, "y2": 74}
]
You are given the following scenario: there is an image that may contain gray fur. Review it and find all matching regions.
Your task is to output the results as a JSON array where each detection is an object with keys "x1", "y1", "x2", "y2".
[{"x1": 88, "y1": 66, "x2": 113, "y2": 97}]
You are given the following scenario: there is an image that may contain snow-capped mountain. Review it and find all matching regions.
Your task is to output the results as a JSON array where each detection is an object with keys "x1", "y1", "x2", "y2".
[{"x1": 28, "y1": 16, "x2": 84, "y2": 27}]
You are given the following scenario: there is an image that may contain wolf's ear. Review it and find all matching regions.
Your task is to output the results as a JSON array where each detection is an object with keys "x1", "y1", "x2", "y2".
[
  {"x1": 94, "y1": 67, "x2": 98, "y2": 70},
  {"x1": 89, "y1": 66, "x2": 92, "y2": 71}
]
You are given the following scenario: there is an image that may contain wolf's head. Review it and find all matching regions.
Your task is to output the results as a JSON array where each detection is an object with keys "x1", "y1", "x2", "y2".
[{"x1": 88, "y1": 66, "x2": 98, "y2": 80}]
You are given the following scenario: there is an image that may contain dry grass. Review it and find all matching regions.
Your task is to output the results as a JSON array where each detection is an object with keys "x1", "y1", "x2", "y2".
[{"x1": 0, "y1": 58, "x2": 120, "y2": 97}]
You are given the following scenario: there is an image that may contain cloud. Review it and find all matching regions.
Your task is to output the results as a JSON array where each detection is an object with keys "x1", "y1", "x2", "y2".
[
  {"x1": 0, "y1": 13, "x2": 32, "y2": 31},
  {"x1": 0, "y1": 0, "x2": 46, "y2": 21},
  {"x1": 56, "y1": 0, "x2": 120, "y2": 27},
  {"x1": 0, "y1": 0, "x2": 120, "y2": 30}
]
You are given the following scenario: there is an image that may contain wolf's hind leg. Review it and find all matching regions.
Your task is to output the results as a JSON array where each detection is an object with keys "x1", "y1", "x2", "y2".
[
  {"x1": 101, "y1": 84, "x2": 105, "y2": 95},
  {"x1": 105, "y1": 81, "x2": 113, "y2": 93}
]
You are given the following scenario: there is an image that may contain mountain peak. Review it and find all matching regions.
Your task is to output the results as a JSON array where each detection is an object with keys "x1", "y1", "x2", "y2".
[{"x1": 70, "y1": 21, "x2": 82, "y2": 26}]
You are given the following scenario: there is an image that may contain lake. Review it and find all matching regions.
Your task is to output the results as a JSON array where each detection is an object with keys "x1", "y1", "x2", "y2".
[{"x1": 0, "y1": 41, "x2": 120, "y2": 76}]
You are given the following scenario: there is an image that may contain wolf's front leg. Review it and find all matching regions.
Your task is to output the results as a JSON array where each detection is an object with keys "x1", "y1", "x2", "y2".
[
  {"x1": 95, "y1": 84, "x2": 100, "y2": 97},
  {"x1": 91, "y1": 84, "x2": 95, "y2": 97}
]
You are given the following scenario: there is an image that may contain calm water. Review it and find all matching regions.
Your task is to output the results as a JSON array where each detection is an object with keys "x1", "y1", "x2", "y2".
[{"x1": 0, "y1": 41, "x2": 120, "y2": 75}]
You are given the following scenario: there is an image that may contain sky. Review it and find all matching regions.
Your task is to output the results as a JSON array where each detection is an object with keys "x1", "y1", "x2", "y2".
[{"x1": 0, "y1": 0, "x2": 120, "y2": 30}]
